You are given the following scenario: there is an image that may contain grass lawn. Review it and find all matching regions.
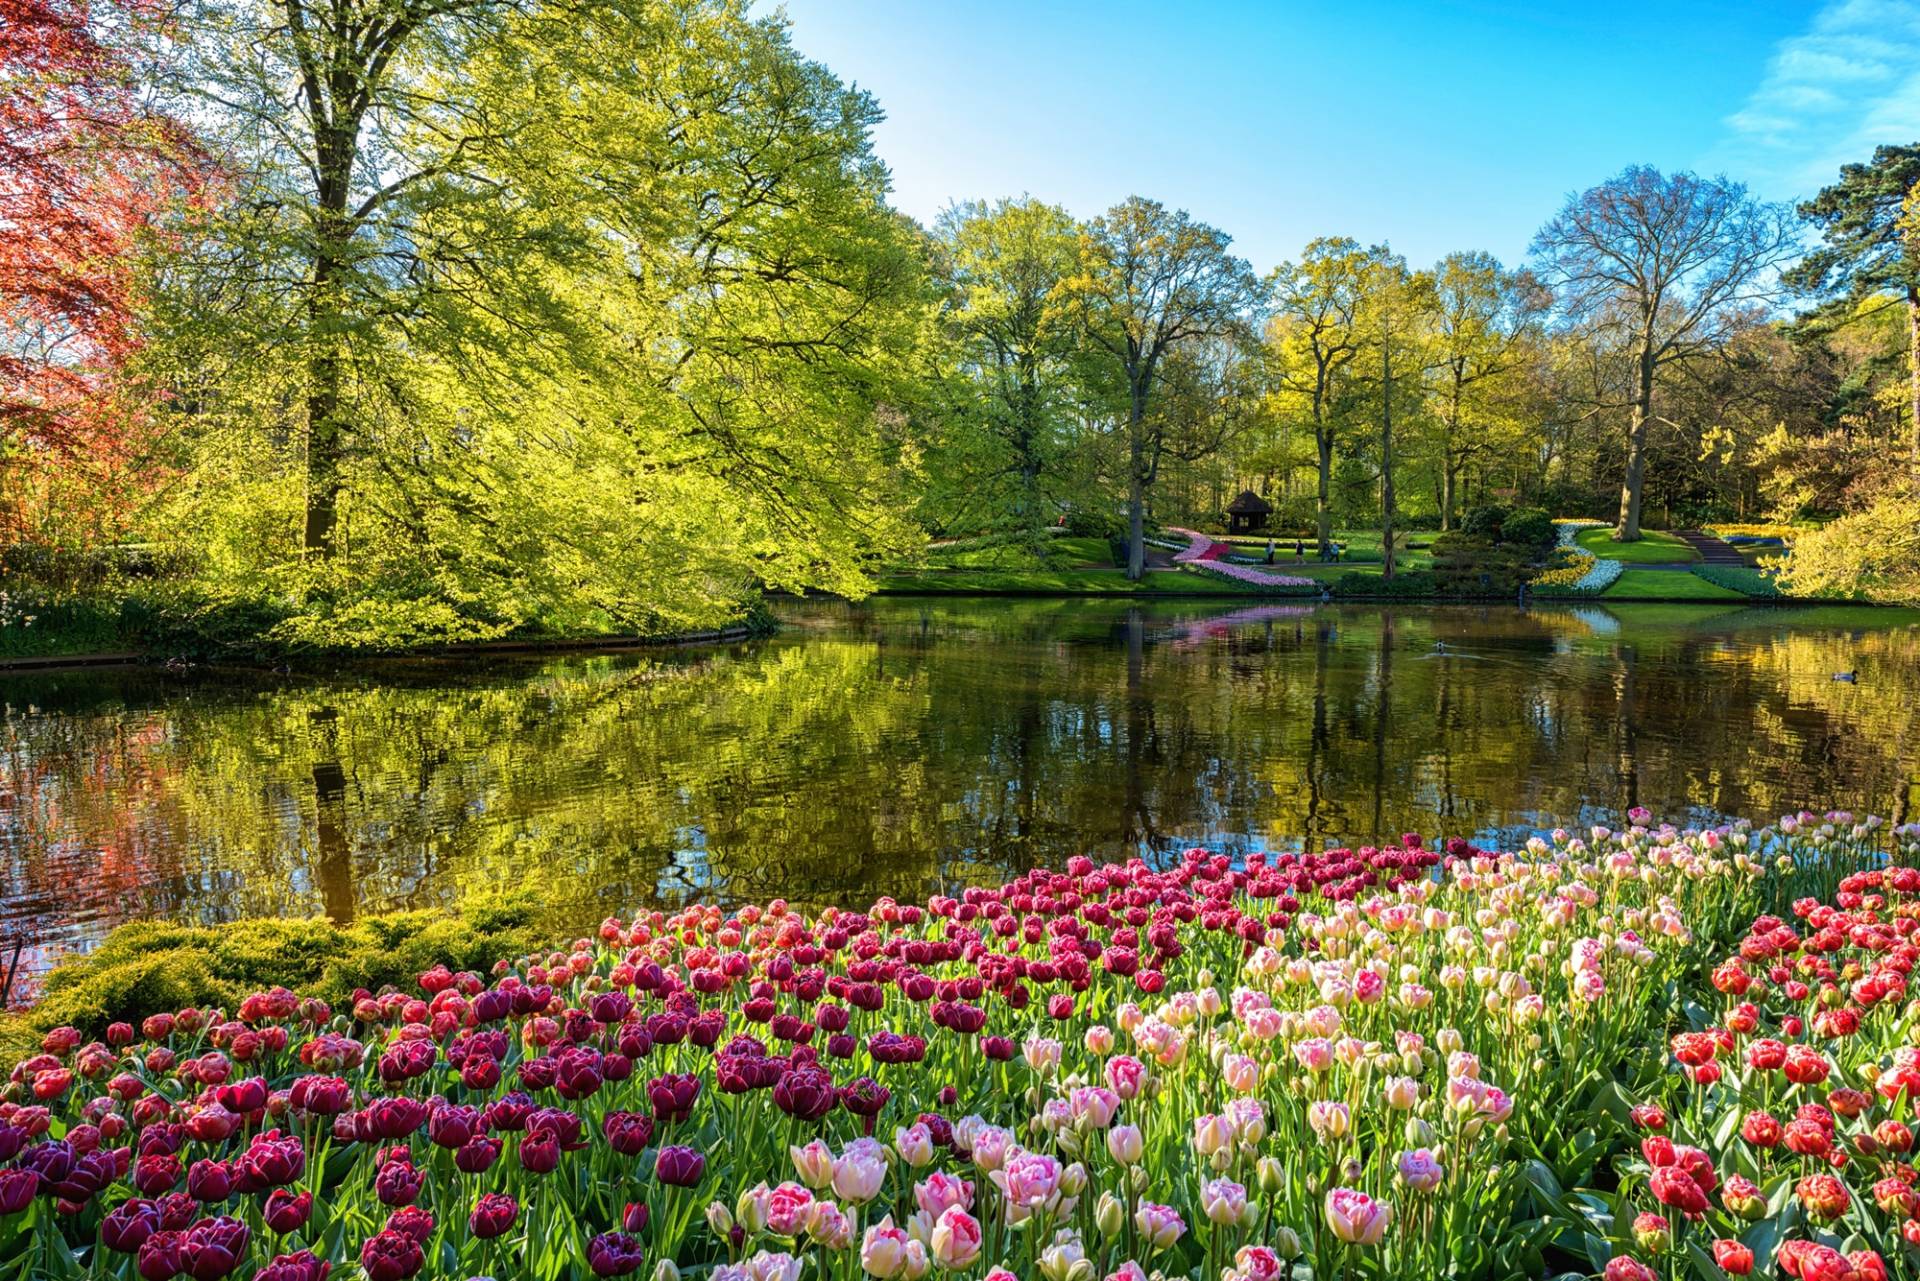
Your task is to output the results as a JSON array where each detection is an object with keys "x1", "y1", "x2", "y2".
[
  {"x1": 1575, "y1": 527, "x2": 1699, "y2": 563},
  {"x1": 878, "y1": 567, "x2": 1265, "y2": 595},
  {"x1": 1601, "y1": 568, "x2": 1745, "y2": 600},
  {"x1": 923, "y1": 535, "x2": 1113, "y2": 570}
]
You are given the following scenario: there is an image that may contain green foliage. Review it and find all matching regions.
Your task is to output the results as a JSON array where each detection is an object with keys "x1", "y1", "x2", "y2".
[
  {"x1": 1459, "y1": 504, "x2": 1508, "y2": 539},
  {"x1": 1332, "y1": 569, "x2": 1438, "y2": 597},
  {"x1": 1692, "y1": 565, "x2": 1784, "y2": 598},
  {"x1": 1574, "y1": 527, "x2": 1700, "y2": 563},
  {"x1": 1431, "y1": 532, "x2": 1531, "y2": 593},
  {"x1": 10, "y1": 893, "x2": 551, "y2": 1044},
  {"x1": 1602, "y1": 569, "x2": 1746, "y2": 600},
  {"x1": 1501, "y1": 507, "x2": 1555, "y2": 550}
]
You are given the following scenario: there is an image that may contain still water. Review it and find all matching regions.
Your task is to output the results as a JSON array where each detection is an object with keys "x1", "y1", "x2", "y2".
[{"x1": 3, "y1": 598, "x2": 1918, "y2": 989}]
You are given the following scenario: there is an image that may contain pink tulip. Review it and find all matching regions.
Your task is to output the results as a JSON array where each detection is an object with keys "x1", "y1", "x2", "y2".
[
  {"x1": 1324, "y1": 1188, "x2": 1390, "y2": 1246},
  {"x1": 927, "y1": 1206, "x2": 982, "y2": 1270}
]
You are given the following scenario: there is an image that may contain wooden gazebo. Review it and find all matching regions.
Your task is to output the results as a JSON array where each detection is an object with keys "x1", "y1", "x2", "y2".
[{"x1": 1225, "y1": 490, "x2": 1273, "y2": 534}]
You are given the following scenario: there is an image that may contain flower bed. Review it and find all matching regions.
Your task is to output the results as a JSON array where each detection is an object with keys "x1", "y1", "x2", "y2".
[
  {"x1": 1534, "y1": 523, "x2": 1624, "y2": 595},
  {"x1": 1168, "y1": 529, "x2": 1314, "y2": 590},
  {"x1": 1, "y1": 812, "x2": 1913, "y2": 1280}
]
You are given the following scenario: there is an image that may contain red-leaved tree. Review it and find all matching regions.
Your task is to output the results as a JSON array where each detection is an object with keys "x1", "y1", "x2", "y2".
[{"x1": 0, "y1": 0, "x2": 203, "y2": 542}]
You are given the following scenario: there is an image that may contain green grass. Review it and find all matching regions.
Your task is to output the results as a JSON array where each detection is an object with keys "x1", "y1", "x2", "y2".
[
  {"x1": 1576, "y1": 527, "x2": 1700, "y2": 564},
  {"x1": 1601, "y1": 568, "x2": 1745, "y2": 600},
  {"x1": 878, "y1": 567, "x2": 1267, "y2": 595}
]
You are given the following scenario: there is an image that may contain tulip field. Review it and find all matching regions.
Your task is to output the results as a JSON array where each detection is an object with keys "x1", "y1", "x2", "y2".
[{"x1": 5, "y1": 812, "x2": 1920, "y2": 1281}]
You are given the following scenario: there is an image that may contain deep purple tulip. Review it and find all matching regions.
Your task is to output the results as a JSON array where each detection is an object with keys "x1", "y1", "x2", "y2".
[
  {"x1": 137, "y1": 1229, "x2": 188, "y2": 1281},
  {"x1": 773, "y1": 1066, "x2": 837, "y2": 1122},
  {"x1": 588, "y1": 1231, "x2": 646, "y2": 1277},
  {"x1": 187, "y1": 1159, "x2": 233, "y2": 1203},
  {"x1": 653, "y1": 1145, "x2": 705, "y2": 1187},
  {"x1": 289, "y1": 1075, "x2": 351, "y2": 1117},
  {"x1": 602, "y1": 1111, "x2": 655, "y2": 1156},
  {"x1": 646, "y1": 1073, "x2": 700, "y2": 1124},
  {"x1": 483, "y1": 1091, "x2": 535, "y2": 1132},
  {"x1": 0, "y1": 1168, "x2": 38, "y2": 1215},
  {"x1": 237, "y1": 1133, "x2": 305, "y2": 1188},
  {"x1": 622, "y1": 1202, "x2": 649, "y2": 1233},
  {"x1": 359, "y1": 1097, "x2": 428, "y2": 1141},
  {"x1": 182, "y1": 1216, "x2": 250, "y2": 1280},
  {"x1": 358, "y1": 1229, "x2": 423, "y2": 1281},
  {"x1": 385, "y1": 1205, "x2": 434, "y2": 1246},
  {"x1": 135, "y1": 1153, "x2": 183, "y2": 1196},
  {"x1": 102, "y1": 1197, "x2": 162, "y2": 1253},
  {"x1": 263, "y1": 1188, "x2": 313, "y2": 1234},
  {"x1": 454, "y1": 1135, "x2": 502, "y2": 1174},
  {"x1": 518, "y1": 1130, "x2": 560, "y2": 1175},
  {"x1": 427, "y1": 1104, "x2": 482, "y2": 1150},
  {"x1": 470, "y1": 1192, "x2": 518, "y2": 1239},
  {"x1": 251, "y1": 1249, "x2": 332, "y2": 1281},
  {"x1": 374, "y1": 1160, "x2": 424, "y2": 1207}
]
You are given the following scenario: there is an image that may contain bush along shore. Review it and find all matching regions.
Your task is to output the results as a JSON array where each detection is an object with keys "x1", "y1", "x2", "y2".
[{"x1": 3, "y1": 810, "x2": 1919, "y2": 1280}]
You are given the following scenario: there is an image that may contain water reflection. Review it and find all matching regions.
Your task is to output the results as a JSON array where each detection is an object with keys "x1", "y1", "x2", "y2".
[{"x1": 2, "y1": 599, "x2": 1916, "y2": 993}]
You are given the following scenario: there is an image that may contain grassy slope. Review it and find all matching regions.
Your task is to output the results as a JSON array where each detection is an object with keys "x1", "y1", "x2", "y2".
[
  {"x1": 1602, "y1": 568, "x2": 1746, "y2": 600},
  {"x1": 1576, "y1": 527, "x2": 1700, "y2": 563}
]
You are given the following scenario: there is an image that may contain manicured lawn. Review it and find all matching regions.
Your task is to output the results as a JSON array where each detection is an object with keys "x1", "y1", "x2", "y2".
[
  {"x1": 923, "y1": 535, "x2": 1113, "y2": 570},
  {"x1": 1575, "y1": 527, "x2": 1699, "y2": 563},
  {"x1": 1601, "y1": 568, "x2": 1745, "y2": 600},
  {"x1": 879, "y1": 567, "x2": 1264, "y2": 595}
]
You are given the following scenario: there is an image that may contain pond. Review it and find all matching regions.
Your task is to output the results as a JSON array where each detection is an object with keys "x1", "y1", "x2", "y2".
[{"x1": 3, "y1": 597, "x2": 1918, "y2": 995}]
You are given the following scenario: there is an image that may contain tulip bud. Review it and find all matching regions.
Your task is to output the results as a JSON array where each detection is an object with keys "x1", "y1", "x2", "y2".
[
  {"x1": 1273, "y1": 1227, "x2": 1302, "y2": 1259},
  {"x1": 652, "y1": 1261, "x2": 681, "y2": 1281},
  {"x1": 706, "y1": 1201, "x2": 734, "y2": 1236},
  {"x1": 1096, "y1": 1193, "x2": 1125, "y2": 1239},
  {"x1": 1256, "y1": 1156, "x2": 1284, "y2": 1194}
]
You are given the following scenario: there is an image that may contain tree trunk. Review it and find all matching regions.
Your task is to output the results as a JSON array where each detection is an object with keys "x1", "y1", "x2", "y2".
[
  {"x1": 304, "y1": 327, "x2": 342, "y2": 554},
  {"x1": 1381, "y1": 319, "x2": 1395, "y2": 580},
  {"x1": 1315, "y1": 428, "x2": 1334, "y2": 560},
  {"x1": 1126, "y1": 388, "x2": 1148, "y2": 580},
  {"x1": 304, "y1": 122, "x2": 356, "y2": 556},
  {"x1": 1617, "y1": 342, "x2": 1653, "y2": 541}
]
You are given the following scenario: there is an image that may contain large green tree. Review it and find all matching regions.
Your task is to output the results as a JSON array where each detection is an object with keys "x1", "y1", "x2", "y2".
[
  {"x1": 1786, "y1": 143, "x2": 1920, "y2": 469},
  {"x1": 928, "y1": 198, "x2": 1081, "y2": 538},
  {"x1": 1056, "y1": 198, "x2": 1262, "y2": 578},
  {"x1": 141, "y1": 0, "x2": 931, "y2": 645},
  {"x1": 1531, "y1": 166, "x2": 1797, "y2": 540},
  {"x1": 1266, "y1": 239, "x2": 1381, "y2": 557}
]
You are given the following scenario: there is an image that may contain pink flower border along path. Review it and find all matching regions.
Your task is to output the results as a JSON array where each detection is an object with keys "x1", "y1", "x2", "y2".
[{"x1": 1167, "y1": 529, "x2": 1316, "y2": 590}]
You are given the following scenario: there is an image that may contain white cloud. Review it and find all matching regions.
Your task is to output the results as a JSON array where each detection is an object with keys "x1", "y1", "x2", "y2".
[{"x1": 1715, "y1": 0, "x2": 1920, "y2": 196}]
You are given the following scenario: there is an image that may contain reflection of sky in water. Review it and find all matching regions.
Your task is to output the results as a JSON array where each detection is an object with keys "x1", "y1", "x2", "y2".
[{"x1": 1, "y1": 598, "x2": 1917, "y2": 1001}]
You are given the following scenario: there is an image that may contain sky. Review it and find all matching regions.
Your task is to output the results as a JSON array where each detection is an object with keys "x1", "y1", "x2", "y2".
[{"x1": 775, "y1": 0, "x2": 1920, "y2": 274}]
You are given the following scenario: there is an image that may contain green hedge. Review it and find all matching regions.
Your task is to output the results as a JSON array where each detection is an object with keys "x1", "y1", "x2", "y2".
[
  {"x1": 2, "y1": 892, "x2": 552, "y2": 1065},
  {"x1": 1691, "y1": 565, "x2": 1782, "y2": 598}
]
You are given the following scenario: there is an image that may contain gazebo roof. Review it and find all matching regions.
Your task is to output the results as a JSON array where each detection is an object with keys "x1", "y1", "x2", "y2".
[{"x1": 1226, "y1": 490, "x2": 1273, "y2": 514}]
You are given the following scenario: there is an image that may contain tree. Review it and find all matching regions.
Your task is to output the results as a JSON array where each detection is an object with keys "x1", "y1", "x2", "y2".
[
  {"x1": 1786, "y1": 144, "x2": 1920, "y2": 468},
  {"x1": 1266, "y1": 239, "x2": 1378, "y2": 558},
  {"x1": 156, "y1": 0, "x2": 536, "y2": 557},
  {"x1": 140, "y1": 0, "x2": 932, "y2": 645},
  {"x1": 930, "y1": 198, "x2": 1080, "y2": 538},
  {"x1": 1056, "y1": 198, "x2": 1262, "y2": 578},
  {"x1": 1531, "y1": 166, "x2": 1797, "y2": 539},
  {"x1": 1422, "y1": 252, "x2": 1546, "y2": 529},
  {"x1": 0, "y1": 0, "x2": 205, "y2": 539},
  {"x1": 1776, "y1": 475, "x2": 1920, "y2": 604}
]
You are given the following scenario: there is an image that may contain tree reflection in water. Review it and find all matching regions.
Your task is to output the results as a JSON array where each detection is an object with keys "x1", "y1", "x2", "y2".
[{"x1": 1, "y1": 598, "x2": 1916, "y2": 991}]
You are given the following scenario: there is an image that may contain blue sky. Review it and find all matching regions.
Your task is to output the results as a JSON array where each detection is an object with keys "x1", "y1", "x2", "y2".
[{"x1": 776, "y1": 0, "x2": 1920, "y2": 273}]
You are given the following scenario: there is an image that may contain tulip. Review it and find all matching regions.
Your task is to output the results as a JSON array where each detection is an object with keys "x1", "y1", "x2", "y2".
[
  {"x1": 264, "y1": 1189, "x2": 314, "y2": 1235},
  {"x1": 927, "y1": 1206, "x2": 982, "y2": 1270},
  {"x1": 1201, "y1": 1177, "x2": 1248, "y2": 1226},
  {"x1": 655, "y1": 1145, "x2": 707, "y2": 1187},
  {"x1": 861, "y1": 1216, "x2": 912, "y2": 1278},
  {"x1": 1133, "y1": 1201, "x2": 1185, "y2": 1251},
  {"x1": 1323, "y1": 1188, "x2": 1389, "y2": 1246},
  {"x1": 471, "y1": 1192, "x2": 518, "y2": 1239},
  {"x1": 588, "y1": 1231, "x2": 646, "y2": 1277}
]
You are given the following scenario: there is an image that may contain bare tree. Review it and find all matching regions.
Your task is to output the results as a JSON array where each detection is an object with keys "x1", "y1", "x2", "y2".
[
  {"x1": 1058, "y1": 197, "x2": 1263, "y2": 578},
  {"x1": 1531, "y1": 166, "x2": 1797, "y2": 539}
]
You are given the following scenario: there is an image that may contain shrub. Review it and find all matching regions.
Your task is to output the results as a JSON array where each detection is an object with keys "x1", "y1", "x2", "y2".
[
  {"x1": 1499, "y1": 507, "x2": 1554, "y2": 550},
  {"x1": 1459, "y1": 504, "x2": 1508, "y2": 539},
  {"x1": 1061, "y1": 506, "x2": 1127, "y2": 540},
  {"x1": 6, "y1": 892, "x2": 552, "y2": 1047},
  {"x1": 1692, "y1": 565, "x2": 1783, "y2": 597},
  {"x1": 1332, "y1": 569, "x2": 1438, "y2": 597}
]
